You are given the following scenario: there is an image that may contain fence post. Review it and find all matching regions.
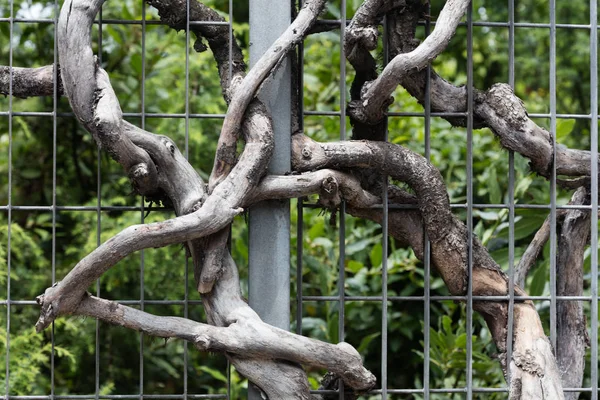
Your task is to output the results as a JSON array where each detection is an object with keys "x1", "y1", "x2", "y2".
[{"x1": 247, "y1": 1, "x2": 292, "y2": 398}]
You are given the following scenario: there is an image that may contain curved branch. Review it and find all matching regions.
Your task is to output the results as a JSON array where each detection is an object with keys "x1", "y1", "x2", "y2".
[
  {"x1": 348, "y1": 0, "x2": 470, "y2": 124},
  {"x1": 75, "y1": 294, "x2": 376, "y2": 391},
  {"x1": 291, "y1": 134, "x2": 565, "y2": 398},
  {"x1": 385, "y1": 4, "x2": 596, "y2": 179},
  {"x1": 58, "y1": 0, "x2": 158, "y2": 195},
  {"x1": 208, "y1": 0, "x2": 326, "y2": 191},
  {"x1": 252, "y1": 169, "x2": 380, "y2": 208},
  {"x1": 345, "y1": 0, "x2": 413, "y2": 142},
  {"x1": 35, "y1": 195, "x2": 243, "y2": 332}
]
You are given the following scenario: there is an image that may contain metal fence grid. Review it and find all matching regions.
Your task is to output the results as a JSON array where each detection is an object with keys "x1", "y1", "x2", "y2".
[{"x1": 1, "y1": 0, "x2": 599, "y2": 399}]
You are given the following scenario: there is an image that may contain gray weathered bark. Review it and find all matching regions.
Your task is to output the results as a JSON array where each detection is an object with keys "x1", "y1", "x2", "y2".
[
  {"x1": 556, "y1": 188, "x2": 590, "y2": 399},
  {"x1": 291, "y1": 134, "x2": 565, "y2": 399}
]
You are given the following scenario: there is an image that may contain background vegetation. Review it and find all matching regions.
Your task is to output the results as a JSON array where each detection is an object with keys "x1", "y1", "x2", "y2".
[{"x1": 0, "y1": 0, "x2": 596, "y2": 398}]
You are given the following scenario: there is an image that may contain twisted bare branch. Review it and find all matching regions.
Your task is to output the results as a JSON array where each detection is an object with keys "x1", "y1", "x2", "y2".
[
  {"x1": 348, "y1": 0, "x2": 470, "y2": 124},
  {"x1": 76, "y1": 293, "x2": 375, "y2": 391},
  {"x1": 290, "y1": 134, "x2": 565, "y2": 399},
  {"x1": 208, "y1": 0, "x2": 326, "y2": 191}
]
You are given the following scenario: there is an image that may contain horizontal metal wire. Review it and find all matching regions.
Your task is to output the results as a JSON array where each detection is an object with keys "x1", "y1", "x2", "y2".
[
  {"x1": 0, "y1": 18, "x2": 229, "y2": 26},
  {"x1": 3, "y1": 295, "x2": 598, "y2": 306},
  {"x1": 3, "y1": 110, "x2": 600, "y2": 120},
  {"x1": 0, "y1": 395, "x2": 227, "y2": 400},
  {"x1": 2, "y1": 202, "x2": 596, "y2": 211}
]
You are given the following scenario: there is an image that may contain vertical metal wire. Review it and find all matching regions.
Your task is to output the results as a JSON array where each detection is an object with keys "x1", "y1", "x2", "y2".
[
  {"x1": 589, "y1": 0, "x2": 598, "y2": 398},
  {"x1": 549, "y1": 0, "x2": 558, "y2": 351},
  {"x1": 465, "y1": 4, "x2": 474, "y2": 399},
  {"x1": 184, "y1": 1, "x2": 193, "y2": 395},
  {"x1": 5, "y1": 1, "x2": 13, "y2": 398},
  {"x1": 338, "y1": 1, "x2": 347, "y2": 398},
  {"x1": 140, "y1": 2, "x2": 147, "y2": 398},
  {"x1": 96, "y1": 7, "x2": 104, "y2": 400},
  {"x1": 423, "y1": 4, "x2": 432, "y2": 398},
  {"x1": 50, "y1": 0, "x2": 59, "y2": 398},
  {"x1": 296, "y1": 198, "x2": 303, "y2": 336},
  {"x1": 296, "y1": 0, "x2": 305, "y2": 339},
  {"x1": 505, "y1": 0, "x2": 516, "y2": 386},
  {"x1": 380, "y1": 11, "x2": 390, "y2": 400}
]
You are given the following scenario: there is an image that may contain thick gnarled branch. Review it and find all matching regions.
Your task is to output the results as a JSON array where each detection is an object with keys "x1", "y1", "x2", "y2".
[
  {"x1": 556, "y1": 187, "x2": 590, "y2": 398},
  {"x1": 75, "y1": 293, "x2": 376, "y2": 391},
  {"x1": 208, "y1": 0, "x2": 326, "y2": 190},
  {"x1": 290, "y1": 134, "x2": 565, "y2": 399},
  {"x1": 348, "y1": 0, "x2": 470, "y2": 124}
]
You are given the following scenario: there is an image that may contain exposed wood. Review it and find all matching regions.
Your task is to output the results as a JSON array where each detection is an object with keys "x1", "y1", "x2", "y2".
[
  {"x1": 252, "y1": 169, "x2": 380, "y2": 208},
  {"x1": 57, "y1": 0, "x2": 159, "y2": 196},
  {"x1": 75, "y1": 293, "x2": 376, "y2": 391},
  {"x1": 556, "y1": 187, "x2": 590, "y2": 399}
]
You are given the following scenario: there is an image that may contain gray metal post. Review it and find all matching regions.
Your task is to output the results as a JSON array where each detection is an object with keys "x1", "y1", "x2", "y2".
[{"x1": 248, "y1": 1, "x2": 292, "y2": 398}]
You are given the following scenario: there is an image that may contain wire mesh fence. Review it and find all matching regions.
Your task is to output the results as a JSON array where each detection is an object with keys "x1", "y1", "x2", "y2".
[{"x1": 0, "y1": 0, "x2": 598, "y2": 399}]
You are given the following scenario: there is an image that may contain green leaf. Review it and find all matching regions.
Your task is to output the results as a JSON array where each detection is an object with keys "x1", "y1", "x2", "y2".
[
  {"x1": 327, "y1": 312, "x2": 339, "y2": 343},
  {"x1": 369, "y1": 242, "x2": 382, "y2": 267},
  {"x1": 198, "y1": 366, "x2": 228, "y2": 383},
  {"x1": 346, "y1": 260, "x2": 364, "y2": 274},
  {"x1": 356, "y1": 332, "x2": 381, "y2": 354},
  {"x1": 487, "y1": 167, "x2": 502, "y2": 204},
  {"x1": 345, "y1": 238, "x2": 374, "y2": 255},
  {"x1": 556, "y1": 119, "x2": 576, "y2": 142},
  {"x1": 130, "y1": 52, "x2": 142, "y2": 78},
  {"x1": 312, "y1": 237, "x2": 333, "y2": 249},
  {"x1": 529, "y1": 261, "x2": 548, "y2": 296}
]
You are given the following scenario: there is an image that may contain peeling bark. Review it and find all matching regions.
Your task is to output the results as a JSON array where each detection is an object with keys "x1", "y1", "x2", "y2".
[
  {"x1": 556, "y1": 187, "x2": 590, "y2": 399},
  {"x1": 0, "y1": 65, "x2": 63, "y2": 97}
]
